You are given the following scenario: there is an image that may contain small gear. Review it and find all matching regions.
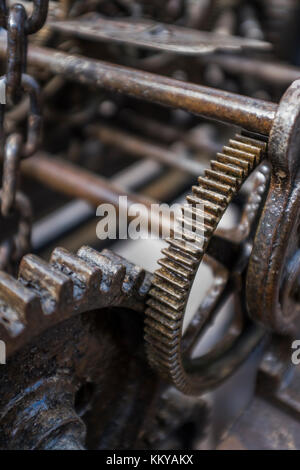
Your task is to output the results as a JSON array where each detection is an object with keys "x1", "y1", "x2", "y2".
[
  {"x1": 145, "y1": 132, "x2": 268, "y2": 395},
  {"x1": 0, "y1": 245, "x2": 151, "y2": 359},
  {"x1": 0, "y1": 245, "x2": 156, "y2": 450}
]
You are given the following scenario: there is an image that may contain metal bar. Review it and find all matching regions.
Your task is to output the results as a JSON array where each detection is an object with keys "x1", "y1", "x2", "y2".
[
  {"x1": 90, "y1": 125, "x2": 205, "y2": 176},
  {"x1": 22, "y1": 153, "x2": 157, "y2": 210},
  {"x1": 31, "y1": 159, "x2": 162, "y2": 250},
  {"x1": 22, "y1": 153, "x2": 174, "y2": 233},
  {"x1": 203, "y1": 54, "x2": 300, "y2": 88},
  {"x1": 0, "y1": 40, "x2": 277, "y2": 134}
]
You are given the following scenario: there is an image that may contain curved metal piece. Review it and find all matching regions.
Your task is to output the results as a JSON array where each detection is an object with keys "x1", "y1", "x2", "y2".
[
  {"x1": 1, "y1": 133, "x2": 22, "y2": 216},
  {"x1": 6, "y1": 3, "x2": 27, "y2": 102},
  {"x1": 25, "y1": 0, "x2": 49, "y2": 35},
  {"x1": 247, "y1": 79, "x2": 300, "y2": 335},
  {"x1": 21, "y1": 73, "x2": 42, "y2": 158},
  {"x1": 145, "y1": 132, "x2": 268, "y2": 395},
  {"x1": 0, "y1": 190, "x2": 32, "y2": 271}
]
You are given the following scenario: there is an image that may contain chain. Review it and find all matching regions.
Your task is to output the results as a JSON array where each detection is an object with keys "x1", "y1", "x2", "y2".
[{"x1": 0, "y1": 0, "x2": 49, "y2": 272}]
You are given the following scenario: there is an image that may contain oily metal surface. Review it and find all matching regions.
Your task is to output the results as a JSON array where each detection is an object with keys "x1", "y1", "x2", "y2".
[{"x1": 145, "y1": 132, "x2": 268, "y2": 395}]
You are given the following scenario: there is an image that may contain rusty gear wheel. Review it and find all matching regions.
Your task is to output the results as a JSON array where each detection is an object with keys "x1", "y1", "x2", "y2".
[
  {"x1": 145, "y1": 132, "x2": 268, "y2": 395},
  {"x1": 0, "y1": 245, "x2": 157, "y2": 450}
]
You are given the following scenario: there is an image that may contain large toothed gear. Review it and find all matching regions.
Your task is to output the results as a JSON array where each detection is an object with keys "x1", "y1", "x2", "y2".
[
  {"x1": 145, "y1": 132, "x2": 269, "y2": 396},
  {"x1": 0, "y1": 246, "x2": 156, "y2": 450}
]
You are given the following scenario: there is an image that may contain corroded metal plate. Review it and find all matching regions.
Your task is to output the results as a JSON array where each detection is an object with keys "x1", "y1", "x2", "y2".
[{"x1": 50, "y1": 15, "x2": 272, "y2": 55}]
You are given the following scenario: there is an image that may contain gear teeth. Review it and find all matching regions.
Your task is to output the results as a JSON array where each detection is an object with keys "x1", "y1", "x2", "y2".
[
  {"x1": 18, "y1": 254, "x2": 73, "y2": 316},
  {"x1": 229, "y1": 139, "x2": 261, "y2": 163},
  {"x1": 158, "y1": 258, "x2": 194, "y2": 278},
  {"x1": 149, "y1": 287, "x2": 185, "y2": 311},
  {"x1": 211, "y1": 160, "x2": 244, "y2": 179},
  {"x1": 186, "y1": 194, "x2": 222, "y2": 215},
  {"x1": 144, "y1": 331, "x2": 178, "y2": 357},
  {"x1": 154, "y1": 268, "x2": 190, "y2": 290},
  {"x1": 146, "y1": 308, "x2": 181, "y2": 331},
  {"x1": 165, "y1": 237, "x2": 202, "y2": 258},
  {"x1": 204, "y1": 169, "x2": 238, "y2": 188},
  {"x1": 0, "y1": 272, "x2": 42, "y2": 338},
  {"x1": 182, "y1": 204, "x2": 218, "y2": 227},
  {"x1": 217, "y1": 152, "x2": 250, "y2": 172},
  {"x1": 161, "y1": 247, "x2": 199, "y2": 269},
  {"x1": 198, "y1": 176, "x2": 233, "y2": 195},
  {"x1": 192, "y1": 185, "x2": 229, "y2": 205},
  {"x1": 145, "y1": 315, "x2": 179, "y2": 340},
  {"x1": 222, "y1": 146, "x2": 256, "y2": 168},
  {"x1": 100, "y1": 249, "x2": 147, "y2": 296},
  {"x1": 50, "y1": 247, "x2": 102, "y2": 301},
  {"x1": 77, "y1": 246, "x2": 126, "y2": 294},
  {"x1": 236, "y1": 133, "x2": 267, "y2": 151},
  {"x1": 151, "y1": 276, "x2": 186, "y2": 301},
  {"x1": 146, "y1": 297, "x2": 183, "y2": 321},
  {"x1": 1, "y1": 246, "x2": 151, "y2": 360},
  {"x1": 145, "y1": 132, "x2": 267, "y2": 395},
  {"x1": 177, "y1": 216, "x2": 213, "y2": 238}
]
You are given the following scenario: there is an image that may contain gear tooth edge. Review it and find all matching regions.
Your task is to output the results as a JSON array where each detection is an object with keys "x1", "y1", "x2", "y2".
[
  {"x1": 101, "y1": 249, "x2": 147, "y2": 296},
  {"x1": 198, "y1": 175, "x2": 233, "y2": 195},
  {"x1": 146, "y1": 308, "x2": 181, "y2": 331},
  {"x1": 204, "y1": 169, "x2": 238, "y2": 188},
  {"x1": 192, "y1": 185, "x2": 229, "y2": 205},
  {"x1": 217, "y1": 152, "x2": 250, "y2": 173},
  {"x1": 145, "y1": 316, "x2": 180, "y2": 340},
  {"x1": 18, "y1": 254, "x2": 74, "y2": 316},
  {"x1": 222, "y1": 146, "x2": 256, "y2": 168},
  {"x1": 155, "y1": 268, "x2": 189, "y2": 289},
  {"x1": 229, "y1": 138, "x2": 261, "y2": 159},
  {"x1": 158, "y1": 258, "x2": 194, "y2": 278},
  {"x1": 182, "y1": 204, "x2": 218, "y2": 227},
  {"x1": 77, "y1": 246, "x2": 126, "y2": 293},
  {"x1": 145, "y1": 132, "x2": 267, "y2": 394},
  {"x1": 0, "y1": 271, "x2": 42, "y2": 338},
  {"x1": 146, "y1": 297, "x2": 183, "y2": 321},
  {"x1": 50, "y1": 246, "x2": 102, "y2": 300},
  {"x1": 144, "y1": 327, "x2": 180, "y2": 350},
  {"x1": 211, "y1": 159, "x2": 245, "y2": 179},
  {"x1": 151, "y1": 277, "x2": 187, "y2": 301},
  {"x1": 186, "y1": 194, "x2": 223, "y2": 215}
]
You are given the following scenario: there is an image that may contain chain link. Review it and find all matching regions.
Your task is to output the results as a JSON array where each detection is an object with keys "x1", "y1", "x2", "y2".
[{"x1": 0, "y1": 0, "x2": 49, "y2": 271}]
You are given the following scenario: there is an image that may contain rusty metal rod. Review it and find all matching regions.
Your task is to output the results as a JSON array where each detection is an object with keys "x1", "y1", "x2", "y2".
[
  {"x1": 21, "y1": 153, "x2": 175, "y2": 233},
  {"x1": 203, "y1": 54, "x2": 300, "y2": 88},
  {"x1": 22, "y1": 153, "x2": 156, "y2": 210},
  {"x1": 0, "y1": 40, "x2": 277, "y2": 134},
  {"x1": 89, "y1": 125, "x2": 205, "y2": 176}
]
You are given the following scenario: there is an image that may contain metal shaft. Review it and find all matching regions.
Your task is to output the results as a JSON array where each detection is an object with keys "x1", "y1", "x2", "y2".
[
  {"x1": 22, "y1": 153, "x2": 156, "y2": 210},
  {"x1": 0, "y1": 40, "x2": 277, "y2": 135},
  {"x1": 22, "y1": 153, "x2": 174, "y2": 233},
  {"x1": 203, "y1": 54, "x2": 300, "y2": 88},
  {"x1": 90, "y1": 125, "x2": 205, "y2": 176}
]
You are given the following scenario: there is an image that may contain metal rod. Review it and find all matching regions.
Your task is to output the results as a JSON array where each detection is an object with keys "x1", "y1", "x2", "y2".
[
  {"x1": 22, "y1": 153, "x2": 156, "y2": 210},
  {"x1": 0, "y1": 40, "x2": 278, "y2": 134},
  {"x1": 89, "y1": 124, "x2": 205, "y2": 176},
  {"x1": 31, "y1": 159, "x2": 162, "y2": 251},
  {"x1": 203, "y1": 54, "x2": 300, "y2": 88},
  {"x1": 22, "y1": 153, "x2": 174, "y2": 233}
]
